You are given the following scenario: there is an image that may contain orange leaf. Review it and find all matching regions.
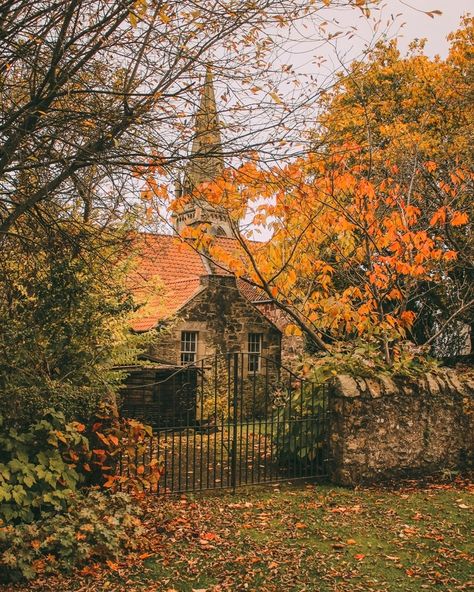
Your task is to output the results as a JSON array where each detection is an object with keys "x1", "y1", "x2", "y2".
[
  {"x1": 104, "y1": 477, "x2": 116, "y2": 488},
  {"x1": 444, "y1": 250, "x2": 458, "y2": 261},
  {"x1": 201, "y1": 532, "x2": 219, "y2": 540},
  {"x1": 450, "y1": 211, "x2": 468, "y2": 227},
  {"x1": 108, "y1": 434, "x2": 119, "y2": 447},
  {"x1": 96, "y1": 432, "x2": 110, "y2": 446},
  {"x1": 430, "y1": 208, "x2": 446, "y2": 226},
  {"x1": 106, "y1": 560, "x2": 119, "y2": 571}
]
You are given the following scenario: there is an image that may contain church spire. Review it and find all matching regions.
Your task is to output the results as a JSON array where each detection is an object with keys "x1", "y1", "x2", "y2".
[
  {"x1": 172, "y1": 66, "x2": 235, "y2": 238},
  {"x1": 185, "y1": 65, "x2": 224, "y2": 189}
]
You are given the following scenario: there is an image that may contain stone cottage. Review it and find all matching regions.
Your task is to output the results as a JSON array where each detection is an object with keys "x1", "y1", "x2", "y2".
[{"x1": 128, "y1": 232, "x2": 282, "y2": 370}]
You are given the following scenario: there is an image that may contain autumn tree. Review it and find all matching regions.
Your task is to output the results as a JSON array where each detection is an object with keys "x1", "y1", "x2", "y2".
[
  {"x1": 312, "y1": 16, "x2": 474, "y2": 353},
  {"x1": 187, "y1": 150, "x2": 468, "y2": 366},
  {"x1": 1, "y1": 0, "x2": 388, "y2": 417},
  {"x1": 0, "y1": 225, "x2": 154, "y2": 427},
  {"x1": 0, "y1": 0, "x2": 378, "y2": 244},
  {"x1": 158, "y1": 17, "x2": 473, "y2": 368}
]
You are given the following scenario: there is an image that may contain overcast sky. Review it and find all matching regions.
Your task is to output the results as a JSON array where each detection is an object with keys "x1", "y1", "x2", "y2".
[
  {"x1": 283, "y1": 0, "x2": 472, "y2": 79},
  {"x1": 383, "y1": 0, "x2": 472, "y2": 57}
]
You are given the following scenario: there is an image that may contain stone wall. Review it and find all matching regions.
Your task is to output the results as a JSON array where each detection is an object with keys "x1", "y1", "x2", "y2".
[
  {"x1": 254, "y1": 302, "x2": 305, "y2": 361},
  {"x1": 151, "y1": 275, "x2": 281, "y2": 368},
  {"x1": 328, "y1": 370, "x2": 474, "y2": 486}
]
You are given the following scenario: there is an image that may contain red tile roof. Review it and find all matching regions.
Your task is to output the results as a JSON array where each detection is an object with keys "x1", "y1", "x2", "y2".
[
  {"x1": 236, "y1": 279, "x2": 270, "y2": 303},
  {"x1": 130, "y1": 233, "x2": 206, "y2": 285},
  {"x1": 127, "y1": 233, "x2": 269, "y2": 331},
  {"x1": 127, "y1": 234, "x2": 206, "y2": 331}
]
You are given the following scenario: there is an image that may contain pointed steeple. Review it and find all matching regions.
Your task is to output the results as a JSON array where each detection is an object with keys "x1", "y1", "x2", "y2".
[
  {"x1": 172, "y1": 66, "x2": 235, "y2": 238},
  {"x1": 185, "y1": 65, "x2": 224, "y2": 190}
]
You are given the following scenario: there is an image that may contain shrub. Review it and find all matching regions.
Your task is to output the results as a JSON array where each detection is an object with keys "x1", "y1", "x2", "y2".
[
  {"x1": 86, "y1": 411, "x2": 162, "y2": 493},
  {"x1": 0, "y1": 490, "x2": 144, "y2": 582},
  {"x1": 0, "y1": 411, "x2": 88, "y2": 524},
  {"x1": 274, "y1": 385, "x2": 328, "y2": 471},
  {"x1": 0, "y1": 408, "x2": 162, "y2": 524},
  {"x1": 0, "y1": 230, "x2": 152, "y2": 429}
]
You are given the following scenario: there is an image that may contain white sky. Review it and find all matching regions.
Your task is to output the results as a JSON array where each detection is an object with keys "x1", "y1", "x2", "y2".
[
  {"x1": 283, "y1": 0, "x2": 471, "y2": 80},
  {"x1": 383, "y1": 0, "x2": 472, "y2": 57}
]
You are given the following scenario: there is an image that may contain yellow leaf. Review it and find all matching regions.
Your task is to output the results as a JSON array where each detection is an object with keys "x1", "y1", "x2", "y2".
[
  {"x1": 284, "y1": 324, "x2": 302, "y2": 336},
  {"x1": 159, "y1": 9, "x2": 170, "y2": 24},
  {"x1": 270, "y1": 91, "x2": 283, "y2": 105}
]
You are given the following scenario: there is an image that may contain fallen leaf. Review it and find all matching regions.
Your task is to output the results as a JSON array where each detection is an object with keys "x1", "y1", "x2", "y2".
[
  {"x1": 105, "y1": 560, "x2": 119, "y2": 571},
  {"x1": 201, "y1": 532, "x2": 219, "y2": 540}
]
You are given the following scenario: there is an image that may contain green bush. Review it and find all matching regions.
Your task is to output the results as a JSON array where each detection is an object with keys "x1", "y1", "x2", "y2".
[
  {"x1": 0, "y1": 231, "x2": 151, "y2": 429},
  {"x1": 0, "y1": 490, "x2": 144, "y2": 582},
  {"x1": 0, "y1": 410, "x2": 88, "y2": 524},
  {"x1": 274, "y1": 385, "x2": 328, "y2": 470}
]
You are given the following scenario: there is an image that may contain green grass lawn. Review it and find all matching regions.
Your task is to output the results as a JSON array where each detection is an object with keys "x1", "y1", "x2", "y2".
[{"x1": 6, "y1": 480, "x2": 473, "y2": 592}]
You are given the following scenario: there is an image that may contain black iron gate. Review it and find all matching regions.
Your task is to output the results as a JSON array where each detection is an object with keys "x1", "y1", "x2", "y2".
[{"x1": 120, "y1": 353, "x2": 329, "y2": 494}]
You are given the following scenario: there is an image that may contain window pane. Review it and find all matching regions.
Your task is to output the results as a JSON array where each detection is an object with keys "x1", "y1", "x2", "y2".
[
  {"x1": 181, "y1": 352, "x2": 195, "y2": 364},
  {"x1": 248, "y1": 333, "x2": 262, "y2": 371},
  {"x1": 249, "y1": 354, "x2": 259, "y2": 372},
  {"x1": 180, "y1": 332, "x2": 198, "y2": 365}
]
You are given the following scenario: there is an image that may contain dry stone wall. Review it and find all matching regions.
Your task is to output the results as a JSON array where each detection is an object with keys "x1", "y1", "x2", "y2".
[{"x1": 328, "y1": 370, "x2": 474, "y2": 486}]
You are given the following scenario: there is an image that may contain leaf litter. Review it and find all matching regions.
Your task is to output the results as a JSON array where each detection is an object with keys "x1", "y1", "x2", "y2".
[{"x1": 3, "y1": 477, "x2": 473, "y2": 592}]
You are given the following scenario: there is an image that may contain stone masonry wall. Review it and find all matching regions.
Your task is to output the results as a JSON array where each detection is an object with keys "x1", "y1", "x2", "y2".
[
  {"x1": 151, "y1": 275, "x2": 281, "y2": 367},
  {"x1": 254, "y1": 302, "x2": 304, "y2": 362},
  {"x1": 328, "y1": 370, "x2": 474, "y2": 486}
]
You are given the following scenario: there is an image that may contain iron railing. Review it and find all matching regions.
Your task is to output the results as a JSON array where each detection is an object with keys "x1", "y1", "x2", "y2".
[{"x1": 119, "y1": 352, "x2": 330, "y2": 494}]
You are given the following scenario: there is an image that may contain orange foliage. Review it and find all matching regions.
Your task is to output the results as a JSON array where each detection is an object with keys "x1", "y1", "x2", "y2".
[{"x1": 178, "y1": 141, "x2": 469, "y2": 360}]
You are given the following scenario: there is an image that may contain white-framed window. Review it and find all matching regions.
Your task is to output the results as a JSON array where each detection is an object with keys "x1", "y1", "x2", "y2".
[
  {"x1": 248, "y1": 333, "x2": 263, "y2": 372},
  {"x1": 180, "y1": 331, "x2": 198, "y2": 365}
]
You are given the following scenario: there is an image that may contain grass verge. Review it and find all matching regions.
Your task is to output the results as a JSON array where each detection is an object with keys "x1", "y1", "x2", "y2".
[{"x1": 4, "y1": 479, "x2": 473, "y2": 592}]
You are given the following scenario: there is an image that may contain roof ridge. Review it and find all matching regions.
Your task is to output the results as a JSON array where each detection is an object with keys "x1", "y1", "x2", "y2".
[
  {"x1": 134, "y1": 230, "x2": 265, "y2": 246},
  {"x1": 166, "y1": 277, "x2": 202, "y2": 285}
]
